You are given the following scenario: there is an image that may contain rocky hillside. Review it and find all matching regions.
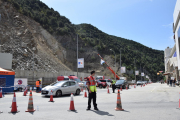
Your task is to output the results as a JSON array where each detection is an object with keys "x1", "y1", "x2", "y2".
[
  {"x1": 0, "y1": 0, "x2": 164, "y2": 80},
  {"x1": 0, "y1": 1, "x2": 71, "y2": 73}
]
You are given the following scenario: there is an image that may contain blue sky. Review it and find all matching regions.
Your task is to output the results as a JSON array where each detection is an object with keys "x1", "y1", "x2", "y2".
[{"x1": 41, "y1": 0, "x2": 177, "y2": 51}]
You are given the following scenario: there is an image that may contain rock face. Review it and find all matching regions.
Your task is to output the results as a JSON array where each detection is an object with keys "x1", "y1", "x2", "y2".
[
  {"x1": 0, "y1": 1, "x2": 71, "y2": 72},
  {"x1": 0, "y1": 1, "x2": 114, "y2": 77}
]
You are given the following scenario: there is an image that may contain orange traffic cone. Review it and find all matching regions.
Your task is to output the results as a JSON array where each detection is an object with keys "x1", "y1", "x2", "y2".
[
  {"x1": 134, "y1": 84, "x2": 136, "y2": 88},
  {"x1": 69, "y1": 93, "x2": 75, "y2": 111},
  {"x1": 0, "y1": 88, "x2": 2, "y2": 98},
  {"x1": 9, "y1": 92, "x2": 19, "y2": 113},
  {"x1": 126, "y1": 85, "x2": 128, "y2": 90},
  {"x1": 107, "y1": 85, "x2": 110, "y2": 94},
  {"x1": 23, "y1": 88, "x2": 27, "y2": 96},
  {"x1": 141, "y1": 85, "x2": 142, "y2": 87},
  {"x1": 115, "y1": 90, "x2": 124, "y2": 111},
  {"x1": 81, "y1": 87, "x2": 83, "y2": 92},
  {"x1": 49, "y1": 90, "x2": 54, "y2": 102},
  {"x1": 25, "y1": 90, "x2": 35, "y2": 112},
  {"x1": 120, "y1": 86, "x2": 122, "y2": 91},
  {"x1": 84, "y1": 88, "x2": 87, "y2": 98}
]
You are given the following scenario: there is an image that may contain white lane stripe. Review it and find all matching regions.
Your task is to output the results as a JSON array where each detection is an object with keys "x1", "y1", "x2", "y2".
[{"x1": 151, "y1": 87, "x2": 156, "y2": 92}]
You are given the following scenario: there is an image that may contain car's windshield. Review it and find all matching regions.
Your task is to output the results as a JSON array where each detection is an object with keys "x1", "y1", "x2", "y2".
[
  {"x1": 74, "y1": 78, "x2": 81, "y2": 83},
  {"x1": 116, "y1": 80, "x2": 124, "y2": 84},
  {"x1": 50, "y1": 81, "x2": 64, "y2": 86},
  {"x1": 96, "y1": 77, "x2": 103, "y2": 80}
]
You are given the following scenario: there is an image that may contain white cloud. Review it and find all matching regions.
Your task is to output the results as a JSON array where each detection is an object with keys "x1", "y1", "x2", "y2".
[{"x1": 162, "y1": 22, "x2": 173, "y2": 28}]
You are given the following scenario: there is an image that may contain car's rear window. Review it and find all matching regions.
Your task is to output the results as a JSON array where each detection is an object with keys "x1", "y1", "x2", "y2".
[{"x1": 99, "y1": 80, "x2": 106, "y2": 82}]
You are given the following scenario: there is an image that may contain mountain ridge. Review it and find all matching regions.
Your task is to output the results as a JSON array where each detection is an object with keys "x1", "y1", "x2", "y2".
[{"x1": 1, "y1": 0, "x2": 164, "y2": 81}]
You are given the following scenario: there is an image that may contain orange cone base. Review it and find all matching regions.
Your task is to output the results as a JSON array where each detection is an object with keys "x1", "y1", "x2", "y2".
[
  {"x1": 49, "y1": 101, "x2": 54, "y2": 102},
  {"x1": 9, "y1": 111, "x2": 19, "y2": 113},
  {"x1": 115, "y1": 108, "x2": 124, "y2": 111},
  {"x1": 25, "y1": 109, "x2": 36, "y2": 112}
]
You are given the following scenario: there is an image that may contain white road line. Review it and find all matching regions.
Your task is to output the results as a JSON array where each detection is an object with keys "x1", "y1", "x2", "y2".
[{"x1": 151, "y1": 87, "x2": 156, "y2": 92}]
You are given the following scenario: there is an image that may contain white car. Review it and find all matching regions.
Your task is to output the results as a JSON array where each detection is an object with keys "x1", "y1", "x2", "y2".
[{"x1": 41, "y1": 80, "x2": 81, "y2": 97}]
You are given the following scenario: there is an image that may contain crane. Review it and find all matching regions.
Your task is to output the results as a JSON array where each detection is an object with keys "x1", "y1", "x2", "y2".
[{"x1": 97, "y1": 53, "x2": 120, "y2": 80}]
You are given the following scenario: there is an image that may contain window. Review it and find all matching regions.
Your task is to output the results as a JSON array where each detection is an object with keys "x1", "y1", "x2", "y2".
[
  {"x1": 99, "y1": 80, "x2": 106, "y2": 82},
  {"x1": 51, "y1": 81, "x2": 64, "y2": 86},
  {"x1": 74, "y1": 79, "x2": 81, "y2": 83},
  {"x1": 62, "y1": 82, "x2": 70, "y2": 87},
  {"x1": 64, "y1": 78, "x2": 69, "y2": 80},
  {"x1": 70, "y1": 81, "x2": 76, "y2": 86}
]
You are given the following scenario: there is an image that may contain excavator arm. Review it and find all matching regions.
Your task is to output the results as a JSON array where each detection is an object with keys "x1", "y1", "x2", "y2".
[{"x1": 97, "y1": 53, "x2": 120, "y2": 80}]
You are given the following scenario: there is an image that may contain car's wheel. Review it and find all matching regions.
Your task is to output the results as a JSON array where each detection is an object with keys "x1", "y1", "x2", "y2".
[
  {"x1": 75, "y1": 89, "x2": 80, "y2": 95},
  {"x1": 56, "y1": 90, "x2": 62, "y2": 97},
  {"x1": 99, "y1": 85, "x2": 103, "y2": 89}
]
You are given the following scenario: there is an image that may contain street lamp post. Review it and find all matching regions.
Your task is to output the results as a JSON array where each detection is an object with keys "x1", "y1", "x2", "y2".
[
  {"x1": 110, "y1": 49, "x2": 116, "y2": 82},
  {"x1": 0, "y1": 14, "x2": 1, "y2": 53},
  {"x1": 134, "y1": 59, "x2": 136, "y2": 83},
  {"x1": 119, "y1": 50, "x2": 121, "y2": 77},
  {"x1": 32, "y1": 47, "x2": 36, "y2": 82},
  {"x1": 77, "y1": 34, "x2": 78, "y2": 78},
  {"x1": 140, "y1": 64, "x2": 142, "y2": 81}
]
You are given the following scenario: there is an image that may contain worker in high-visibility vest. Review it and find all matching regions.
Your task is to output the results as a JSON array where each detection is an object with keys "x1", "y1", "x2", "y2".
[
  {"x1": 111, "y1": 79, "x2": 116, "y2": 93},
  {"x1": 86, "y1": 71, "x2": 99, "y2": 111},
  {"x1": 36, "y1": 80, "x2": 40, "y2": 93}
]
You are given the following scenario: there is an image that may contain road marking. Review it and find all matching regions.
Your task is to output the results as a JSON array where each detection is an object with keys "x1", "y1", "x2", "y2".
[{"x1": 151, "y1": 87, "x2": 156, "y2": 92}]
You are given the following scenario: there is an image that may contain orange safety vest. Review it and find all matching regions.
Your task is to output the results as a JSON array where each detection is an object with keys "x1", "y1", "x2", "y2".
[
  {"x1": 36, "y1": 81, "x2": 40, "y2": 87},
  {"x1": 88, "y1": 76, "x2": 96, "y2": 92}
]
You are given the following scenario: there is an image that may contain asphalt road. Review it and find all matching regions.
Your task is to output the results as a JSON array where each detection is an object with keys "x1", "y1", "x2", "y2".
[{"x1": 0, "y1": 83, "x2": 180, "y2": 120}]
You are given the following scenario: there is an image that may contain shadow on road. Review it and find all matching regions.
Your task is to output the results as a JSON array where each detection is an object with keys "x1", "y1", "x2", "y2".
[
  {"x1": 67, "y1": 110, "x2": 78, "y2": 113},
  {"x1": 41, "y1": 94, "x2": 83, "y2": 98},
  {"x1": 28, "y1": 112, "x2": 34, "y2": 115},
  {"x1": 92, "y1": 110, "x2": 114, "y2": 116},
  {"x1": 122, "y1": 110, "x2": 130, "y2": 113}
]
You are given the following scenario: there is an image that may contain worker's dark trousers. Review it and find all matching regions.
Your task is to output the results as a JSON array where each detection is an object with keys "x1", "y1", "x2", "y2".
[
  {"x1": 112, "y1": 84, "x2": 115, "y2": 93},
  {"x1": 36, "y1": 87, "x2": 39, "y2": 92},
  {"x1": 88, "y1": 92, "x2": 97, "y2": 109}
]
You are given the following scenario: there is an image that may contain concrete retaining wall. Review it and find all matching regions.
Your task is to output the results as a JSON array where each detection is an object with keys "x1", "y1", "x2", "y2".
[{"x1": 15, "y1": 70, "x2": 98, "y2": 79}]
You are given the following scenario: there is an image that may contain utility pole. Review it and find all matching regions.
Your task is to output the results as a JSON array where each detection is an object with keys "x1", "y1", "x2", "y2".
[
  {"x1": 134, "y1": 59, "x2": 136, "y2": 83},
  {"x1": 32, "y1": 47, "x2": 36, "y2": 83},
  {"x1": 77, "y1": 34, "x2": 78, "y2": 78},
  {"x1": 140, "y1": 63, "x2": 142, "y2": 81},
  {"x1": 120, "y1": 50, "x2": 121, "y2": 77},
  {"x1": 0, "y1": 14, "x2": 1, "y2": 53}
]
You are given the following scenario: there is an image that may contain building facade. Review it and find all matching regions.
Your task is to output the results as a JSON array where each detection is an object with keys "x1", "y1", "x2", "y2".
[{"x1": 164, "y1": 0, "x2": 180, "y2": 81}]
